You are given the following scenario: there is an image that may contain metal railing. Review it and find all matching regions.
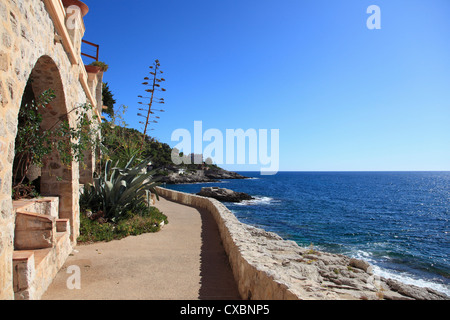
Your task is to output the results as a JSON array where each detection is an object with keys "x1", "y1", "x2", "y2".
[{"x1": 81, "y1": 39, "x2": 99, "y2": 61}]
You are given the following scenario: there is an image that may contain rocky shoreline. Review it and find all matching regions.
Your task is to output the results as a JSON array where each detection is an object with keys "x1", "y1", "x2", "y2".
[
  {"x1": 156, "y1": 167, "x2": 248, "y2": 184},
  {"x1": 190, "y1": 188, "x2": 449, "y2": 300},
  {"x1": 153, "y1": 181, "x2": 449, "y2": 300},
  {"x1": 156, "y1": 187, "x2": 449, "y2": 300},
  {"x1": 244, "y1": 225, "x2": 449, "y2": 300}
]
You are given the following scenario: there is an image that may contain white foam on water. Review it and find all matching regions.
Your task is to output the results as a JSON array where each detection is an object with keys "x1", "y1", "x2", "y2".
[
  {"x1": 235, "y1": 196, "x2": 279, "y2": 206},
  {"x1": 349, "y1": 250, "x2": 450, "y2": 297},
  {"x1": 372, "y1": 265, "x2": 450, "y2": 297}
]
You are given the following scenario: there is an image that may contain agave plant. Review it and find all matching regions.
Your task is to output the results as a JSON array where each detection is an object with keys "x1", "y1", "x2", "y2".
[{"x1": 81, "y1": 155, "x2": 160, "y2": 221}]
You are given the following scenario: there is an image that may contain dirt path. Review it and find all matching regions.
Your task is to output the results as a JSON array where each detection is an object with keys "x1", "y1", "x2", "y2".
[{"x1": 42, "y1": 197, "x2": 240, "y2": 300}]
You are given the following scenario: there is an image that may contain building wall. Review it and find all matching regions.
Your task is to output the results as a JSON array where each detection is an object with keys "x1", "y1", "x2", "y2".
[{"x1": 0, "y1": 0, "x2": 99, "y2": 299}]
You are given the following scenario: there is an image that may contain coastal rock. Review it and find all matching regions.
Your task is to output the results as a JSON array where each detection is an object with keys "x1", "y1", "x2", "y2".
[
  {"x1": 385, "y1": 279, "x2": 448, "y2": 300},
  {"x1": 238, "y1": 223, "x2": 449, "y2": 300},
  {"x1": 156, "y1": 167, "x2": 248, "y2": 184},
  {"x1": 204, "y1": 169, "x2": 248, "y2": 180},
  {"x1": 349, "y1": 258, "x2": 373, "y2": 274},
  {"x1": 159, "y1": 172, "x2": 215, "y2": 184},
  {"x1": 196, "y1": 187, "x2": 254, "y2": 203}
]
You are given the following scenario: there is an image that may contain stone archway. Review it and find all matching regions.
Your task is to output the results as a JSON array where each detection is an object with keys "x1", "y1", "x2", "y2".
[
  {"x1": 26, "y1": 56, "x2": 75, "y2": 222},
  {"x1": 9, "y1": 55, "x2": 81, "y2": 299},
  {"x1": 12, "y1": 55, "x2": 75, "y2": 244},
  {"x1": 0, "y1": 0, "x2": 102, "y2": 300}
]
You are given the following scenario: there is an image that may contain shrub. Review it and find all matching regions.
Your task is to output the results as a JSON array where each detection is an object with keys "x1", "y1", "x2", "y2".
[
  {"x1": 78, "y1": 205, "x2": 168, "y2": 243},
  {"x1": 80, "y1": 155, "x2": 161, "y2": 221},
  {"x1": 78, "y1": 213, "x2": 115, "y2": 243}
]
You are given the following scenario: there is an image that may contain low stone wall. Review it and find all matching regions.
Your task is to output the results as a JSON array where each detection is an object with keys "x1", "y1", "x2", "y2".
[
  {"x1": 155, "y1": 187, "x2": 449, "y2": 300},
  {"x1": 156, "y1": 187, "x2": 300, "y2": 300}
]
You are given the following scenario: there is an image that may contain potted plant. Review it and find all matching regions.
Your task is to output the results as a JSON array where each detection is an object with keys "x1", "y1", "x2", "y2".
[
  {"x1": 85, "y1": 61, "x2": 108, "y2": 74},
  {"x1": 90, "y1": 61, "x2": 109, "y2": 72},
  {"x1": 84, "y1": 64, "x2": 101, "y2": 74},
  {"x1": 62, "y1": 0, "x2": 89, "y2": 17}
]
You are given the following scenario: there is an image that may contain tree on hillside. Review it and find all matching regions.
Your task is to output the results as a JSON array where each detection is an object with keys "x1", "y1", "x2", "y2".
[
  {"x1": 100, "y1": 116, "x2": 173, "y2": 170},
  {"x1": 102, "y1": 82, "x2": 116, "y2": 118}
]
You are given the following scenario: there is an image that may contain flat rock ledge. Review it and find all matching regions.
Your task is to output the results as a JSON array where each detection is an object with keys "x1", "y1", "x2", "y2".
[{"x1": 238, "y1": 225, "x2": 449, "y2": 300}]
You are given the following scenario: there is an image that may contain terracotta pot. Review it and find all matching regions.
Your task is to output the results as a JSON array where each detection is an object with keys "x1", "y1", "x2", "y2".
[
  {"x1": 62, "y1": 0, "x2": 89, "y2": 17},
  {"x1": 84, "y1": 65, "x2": 101, "y2": 74}
]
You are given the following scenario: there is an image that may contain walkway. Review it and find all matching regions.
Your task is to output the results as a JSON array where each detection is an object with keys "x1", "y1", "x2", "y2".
[{"x1": 42, "y1": 197, "x2": 241, "y2": 300}]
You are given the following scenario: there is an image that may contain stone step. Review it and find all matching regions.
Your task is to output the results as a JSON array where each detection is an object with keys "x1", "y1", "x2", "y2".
[
  {"x1": 56, "y1": 218, "x2": 69, "y2": 232},
  {"x1": 12, "y1": 251, "x2": 35, "y2": 299},
  {"x1": 13, "y1": 197, "x2": 59, "y2": 218},
  {"x1": 14, "y1": 210, "x2": 56, "y2": 250}
]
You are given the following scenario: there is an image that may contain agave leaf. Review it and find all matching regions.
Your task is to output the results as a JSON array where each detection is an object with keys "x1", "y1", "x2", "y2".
[
  {"x1": 117, "y1": 182, "x2": 145, "y2": 204},
  {"x1": 110, "y1": 160, "x2": 120, "y2": 182},
  {"x1": 118, "y1": 179, "x2": 154, "y2": 204},
  {"x1": 114, "y1": 180, "x2": 127, "y2": 203},
  {"x1": 104, "y1": 181, "x2": 113, "y2": 205},
  {"x1": 123, "y1": 180, "x2": 160, "y2": 205},
  {"x1": 93, "y1": 177, "x2": 101, "y2": 194},
  {"x1": 125, "y1": 155, "x2": 136, "y2": 169},
  {"x1": 104, "y1": 159, "x2": 112, "y2": 183},
  {"x1": 111, "y1": 173, "x2": 126, "y2": 196}
]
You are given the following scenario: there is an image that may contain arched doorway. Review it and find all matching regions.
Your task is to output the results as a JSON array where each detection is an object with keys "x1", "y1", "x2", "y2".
[{"x1": 13, "y1": 55, "x2": 77, "y2": 245}]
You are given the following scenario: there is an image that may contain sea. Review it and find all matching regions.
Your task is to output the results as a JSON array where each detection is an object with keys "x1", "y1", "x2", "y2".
[{"x1": 163, "y1": 171, "x2": 450, "y2": 296}]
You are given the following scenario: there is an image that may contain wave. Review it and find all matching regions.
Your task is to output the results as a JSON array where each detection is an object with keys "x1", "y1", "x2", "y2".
[
  {"x1": 350, "y1": 250, "x2": 450, "y2": 297},
  {"x1": 373, "y1": 265, "x2": 450, "y2": 297},
  {"x1": 234, "y1": 196, "x2": 280, "y2": 206}
]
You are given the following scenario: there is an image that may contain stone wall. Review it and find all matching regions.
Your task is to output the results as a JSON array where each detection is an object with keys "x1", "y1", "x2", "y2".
[
  {"x1": 156, "y1": 187, "x2": 300, "y2": 300},
  {"x1": 0, "y1": 0, "x2": 101, "y2": 299},
  {"x1": 155, "y1": 187, "x2": 449, "y2": 300}
]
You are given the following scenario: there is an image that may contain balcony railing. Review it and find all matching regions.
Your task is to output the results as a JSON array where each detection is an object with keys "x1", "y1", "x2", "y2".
[{"x1": 81, "y1": 39, "x2": 99, "y2": 61}]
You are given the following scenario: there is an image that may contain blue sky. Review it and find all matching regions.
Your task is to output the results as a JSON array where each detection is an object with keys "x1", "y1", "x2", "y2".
[{"x1": 81, "y1": 0, "x2": 450, "y2": 171}]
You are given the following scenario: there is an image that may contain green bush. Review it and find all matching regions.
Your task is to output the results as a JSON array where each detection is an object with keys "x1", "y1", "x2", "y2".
[
  {"x1": 78, "y1": 205, "x2": 168, "y2": 243},
  {"x1": 78, "y1": 213, "x2": 115, "y2": 243}
]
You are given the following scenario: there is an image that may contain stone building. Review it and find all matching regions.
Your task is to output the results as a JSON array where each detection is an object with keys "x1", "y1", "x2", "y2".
[{"x1": 0, "y1": 0, "x2": 103, "y2": 299}]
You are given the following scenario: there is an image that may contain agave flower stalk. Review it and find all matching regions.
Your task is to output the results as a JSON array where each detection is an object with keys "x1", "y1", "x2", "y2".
[{"x1": 137, "y1": 59, "x2": 166, "y2": 145}]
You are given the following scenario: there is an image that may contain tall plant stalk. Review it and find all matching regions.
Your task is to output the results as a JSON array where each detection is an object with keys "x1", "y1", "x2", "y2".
[{"x1": 137, "y1": 59, "x2": 166, "y2": 146}]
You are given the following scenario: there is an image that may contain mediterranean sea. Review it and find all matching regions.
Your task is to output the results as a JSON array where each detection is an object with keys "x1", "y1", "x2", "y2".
[{"x1": 165, "y1": 171, "x2": 450, "y2": 296}]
